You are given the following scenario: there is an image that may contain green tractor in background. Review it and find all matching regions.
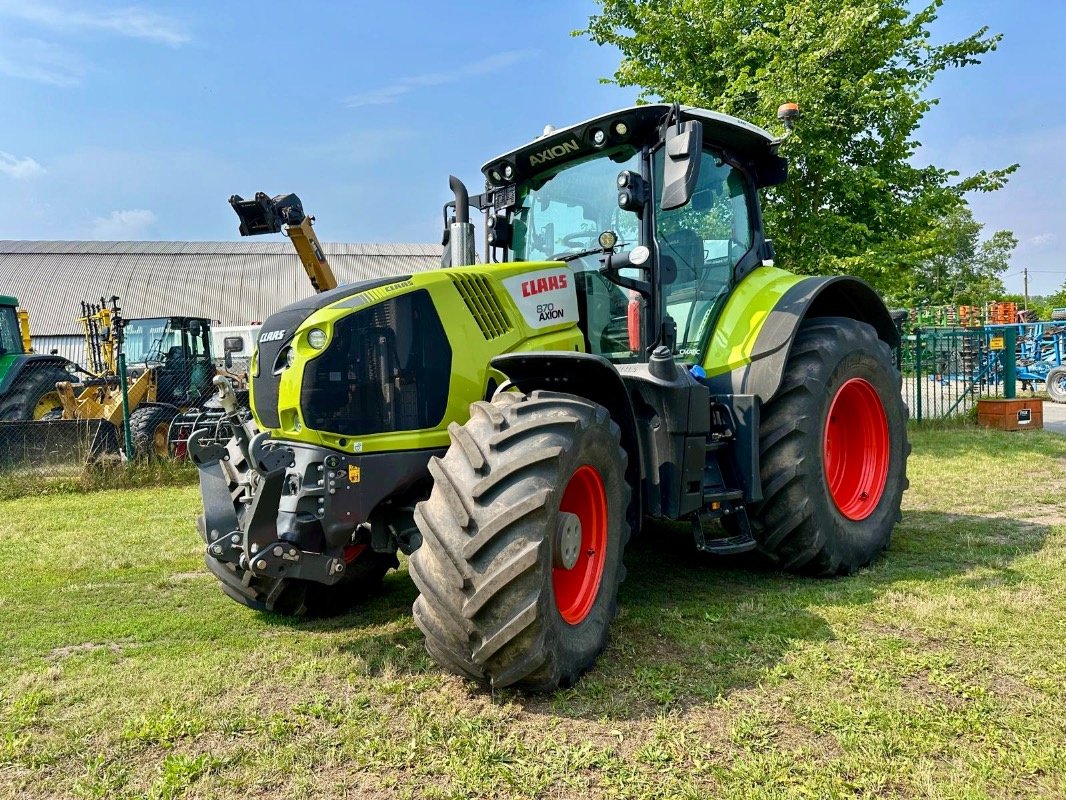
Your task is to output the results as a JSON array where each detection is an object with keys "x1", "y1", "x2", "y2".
[
  {"x1": 0, "y1": 295, "x2": 70, "y2": 421},
  {"x1": 191, "y1": 103, "x2": 909, "y2": 691}
]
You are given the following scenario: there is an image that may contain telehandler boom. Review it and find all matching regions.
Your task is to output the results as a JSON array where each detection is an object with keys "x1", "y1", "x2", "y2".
[{"x1": 229, "y1": 192, "x2": 338, "y2": 293}]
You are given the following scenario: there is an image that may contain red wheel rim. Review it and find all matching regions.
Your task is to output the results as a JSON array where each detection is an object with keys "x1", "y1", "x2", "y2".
[
  {"x1": 552, "y1": 465, "x2": 608, "y2": 625},
  {"x1": 343, "y1": 543, "x2": 367, "y2": 564},
  {"x1": 823, "y1": 378, "x2": 890, "y2": 521}
]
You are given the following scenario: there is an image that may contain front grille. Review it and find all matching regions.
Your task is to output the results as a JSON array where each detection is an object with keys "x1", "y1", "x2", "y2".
[
  {"x1": 300, "y1": 290, "x2": 451, "y2": 436},
  {"x1": 452, "y1": 274, "x2": 512, "y2": 340}
]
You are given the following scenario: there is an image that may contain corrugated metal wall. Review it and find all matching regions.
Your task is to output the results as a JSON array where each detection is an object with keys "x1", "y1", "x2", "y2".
[
  {"x1": 3, "y1": 240, "x2": 443, "y2": 335},
  {"x1": 28, "y1": 334, "x2": 85, "y2": 366}
]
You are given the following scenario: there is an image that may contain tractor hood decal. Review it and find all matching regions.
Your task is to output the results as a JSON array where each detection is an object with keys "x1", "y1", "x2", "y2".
[{"x1": 502, "y1": 268, "x2": 578, "y2": 330}]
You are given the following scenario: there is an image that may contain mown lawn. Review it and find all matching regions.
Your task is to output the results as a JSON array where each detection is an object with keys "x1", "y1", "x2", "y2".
[{"x1": 1, "y1": 426, "x2": 1064, "y2": 799}]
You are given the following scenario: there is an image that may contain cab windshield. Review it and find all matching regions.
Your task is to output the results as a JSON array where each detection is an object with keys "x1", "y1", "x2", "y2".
[
  {"x1": 0, "y1": 306, "x2": 21, "y2": 356},
  {"x1": 123, "y1": 318, "x2": 180, "y2": 364},
  {"x1": 511, "y1": 146, "x2": 641, "y2": 262},
  {"x1": 511, "y1": 147, "x2": 643, "y2": 361}
]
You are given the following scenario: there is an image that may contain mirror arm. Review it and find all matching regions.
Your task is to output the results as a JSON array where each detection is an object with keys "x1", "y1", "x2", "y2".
[{"x1": 599, "y1": 253, "x2": 653, "y2": 298}]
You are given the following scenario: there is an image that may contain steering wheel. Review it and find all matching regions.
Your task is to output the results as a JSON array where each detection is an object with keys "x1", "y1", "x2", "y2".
[{"x1": 561, "y1": 231, "x2": 599, "y2": 249}]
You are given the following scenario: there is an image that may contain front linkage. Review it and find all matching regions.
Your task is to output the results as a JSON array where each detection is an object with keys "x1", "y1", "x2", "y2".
[{"x1": 189, "y1": 407, "x2": 427, "y2": 615}]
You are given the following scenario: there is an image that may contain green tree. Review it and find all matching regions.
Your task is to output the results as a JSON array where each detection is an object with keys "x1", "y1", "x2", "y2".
[
  {"x1": 896, "y1": 207, "x2": 1016, "y2": 307},
  {"x1": 580, "y1": 0, "x2": 1017, "y2": 293}
]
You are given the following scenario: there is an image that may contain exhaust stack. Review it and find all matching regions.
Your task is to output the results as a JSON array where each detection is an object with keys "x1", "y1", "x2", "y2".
[{"x1": 448, "y1": 175, "x2": 476, "y2": 267}]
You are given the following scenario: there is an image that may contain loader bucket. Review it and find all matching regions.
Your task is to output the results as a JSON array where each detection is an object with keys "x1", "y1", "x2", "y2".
[{"x1": 0, "y1": 419, "x2": 120, "y2": 470}]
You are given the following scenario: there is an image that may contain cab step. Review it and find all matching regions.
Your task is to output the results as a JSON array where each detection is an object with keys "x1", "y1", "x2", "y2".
[{"x1": 690, "y1": 504, "x2": 758, "y2": 556}]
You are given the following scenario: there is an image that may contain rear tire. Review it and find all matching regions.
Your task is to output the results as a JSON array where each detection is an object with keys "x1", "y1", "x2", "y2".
[
  {"x1": 0, "y1": 364, "x2": 68, "y2": 421},
  {"x1": 410, "y1": 390, "x2": 631, "y2": 691},
  {"x1": 749, "y1": 317, "x2": 909, "y2": 576},
  {"x1": 1046, "y1": 366, "x2": 1066, "y2": 403}
]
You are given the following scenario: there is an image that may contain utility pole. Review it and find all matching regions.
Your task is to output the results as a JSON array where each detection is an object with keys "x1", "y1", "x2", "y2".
[{"x1": 1024, "y1": 267, "x2": 1029, "y2": 310}]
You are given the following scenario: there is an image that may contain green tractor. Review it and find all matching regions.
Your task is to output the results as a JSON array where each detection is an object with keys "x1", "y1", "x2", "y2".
[
  {"x1": 0, "y1": 295, "x2": 69, "y2": 421},
  {"x1": 191, "y1": 104, "x2": 908, "y2": 691}
]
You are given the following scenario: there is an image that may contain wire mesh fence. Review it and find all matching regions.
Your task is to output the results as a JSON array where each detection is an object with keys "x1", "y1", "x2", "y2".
[
  {"x1": 900, "y1": 323, "x2": 1066, "y2": 421},
  {"x1": 0, "y1": 354, "x2": 237, "y2": 486}
]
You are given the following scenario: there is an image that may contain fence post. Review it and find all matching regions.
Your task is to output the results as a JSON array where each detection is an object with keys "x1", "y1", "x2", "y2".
[
  {"x1": 914, "y1": 329, "x2": 922, "y2": 422},
  {"x1": 1003, "y1": 326, "x2": 1017, "y2": 400},
  {"x1": 117, "y1": 351, "x2": 134, "y2": 460}
]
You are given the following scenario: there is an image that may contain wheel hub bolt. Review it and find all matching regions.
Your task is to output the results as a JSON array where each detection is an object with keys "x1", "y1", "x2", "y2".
[
  {"x1": 272, "y1": 545, "x2": 284, "y2": 557},
  {"x1": 255, "y1": 559, "x2": 267, "y2": 570},
  {"x1": 554, "y1": 512, "x2": 583, "y2": 571}
]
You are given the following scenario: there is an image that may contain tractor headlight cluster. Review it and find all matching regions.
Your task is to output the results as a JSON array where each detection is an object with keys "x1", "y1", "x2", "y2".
[
  {"x1": 488, "y1": 161, "x2": 516, "y2": 186},
  {"x1": 307, "y1": 328, "x2": 327, "y2": 350},
  {"x1": 285, "y1": 347, "x2": 297, "y2": 368}
]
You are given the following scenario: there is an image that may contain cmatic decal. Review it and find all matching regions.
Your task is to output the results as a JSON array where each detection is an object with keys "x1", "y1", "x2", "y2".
[
  {"x1": 502, "y1": 269, "x2": 578, "y2": 330},
  {"x1": 529, "y1": 139, "x2": 581, "y2": 167}
]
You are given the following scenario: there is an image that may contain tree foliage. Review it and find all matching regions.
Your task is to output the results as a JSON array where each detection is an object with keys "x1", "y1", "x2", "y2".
[
  {"x1": 896, "y1": 207, "x2": 1016, "y2": 307},
  {"x1": 580, "y1": 0, "x2": 1018, "y2": 295}
]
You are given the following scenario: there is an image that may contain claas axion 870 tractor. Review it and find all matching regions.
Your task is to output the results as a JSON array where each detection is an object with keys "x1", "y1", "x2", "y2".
[{"x1": 192, "y1": 104, "x2": 908, "y2": 691}]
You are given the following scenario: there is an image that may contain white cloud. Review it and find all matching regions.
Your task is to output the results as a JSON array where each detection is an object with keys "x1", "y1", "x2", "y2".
[
  {"x1": 345, "y1": 49, "x2": 536, "y2": 108},
  {"x1": 0, "y1": 151, "x2": 45, "y2": 179},
  {"x1": 0, "y1": 37, "x2": 85, "y2": 86},
  {"x1": 1029, "y1": 233, "x2": 1057, "y2": 248},
  {"x1": 90, "y1": 209, "x2": 156, "y2": 239},
  {"x1": 0, "y1": 1, "x2": 189, "y2": 46}
]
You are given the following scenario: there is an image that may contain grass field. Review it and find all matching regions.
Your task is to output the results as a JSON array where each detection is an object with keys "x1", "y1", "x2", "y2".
[{"x1": 2, "y1": 426, "x2": 1065, "y2": 799}]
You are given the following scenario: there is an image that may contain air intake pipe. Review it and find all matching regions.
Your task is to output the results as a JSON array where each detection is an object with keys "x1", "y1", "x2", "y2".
[{"x1": 448, "y1": 175, "x2": 476, "y2": 267}]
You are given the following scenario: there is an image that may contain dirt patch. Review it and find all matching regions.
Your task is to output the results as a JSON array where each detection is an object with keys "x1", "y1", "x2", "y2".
[
  {"x1": 166, "y1": 571, "x2": 210, "y2": 582},
  {"x1": 48, "y1": 642, "x2": 124, "y2": 660}
]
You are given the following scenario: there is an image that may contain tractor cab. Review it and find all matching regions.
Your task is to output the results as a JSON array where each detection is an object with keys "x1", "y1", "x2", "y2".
[
  {"x1": 476, "y1": 105, "x2": 786, "y2": 365},
  {"x1": 0, "y1": 298, "x2": 24, "y2": 357},
  {"x1": 123, "y1": 316, "x2": 216, "y2": 405}
]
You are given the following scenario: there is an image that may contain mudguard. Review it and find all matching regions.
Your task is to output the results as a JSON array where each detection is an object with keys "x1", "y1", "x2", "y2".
[
  {"x1": 491, "y1": 351, "x2": 644, "y2": 531},
  {"x1": 702, "y1": 268, "x2": 897, "y2": 403},
  {"x1": 0, "y1": 354, "x2": 70, "y2": 397}
]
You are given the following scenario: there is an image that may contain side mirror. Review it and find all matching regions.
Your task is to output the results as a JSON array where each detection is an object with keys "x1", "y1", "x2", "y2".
[
  {"x1": 223, "y1": 336, "x2": 244, "y2": 354},
  {"x1": 189, "y1": 320, "x2": 202, "y2": 337},
  {"x1": 660, "y1": 119, "x2": 703, "y2": 211}
]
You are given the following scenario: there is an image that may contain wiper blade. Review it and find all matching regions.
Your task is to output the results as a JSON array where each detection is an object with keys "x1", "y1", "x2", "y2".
[{"x1": 552, "y1": 248, "x2": 606, "y2": 263}]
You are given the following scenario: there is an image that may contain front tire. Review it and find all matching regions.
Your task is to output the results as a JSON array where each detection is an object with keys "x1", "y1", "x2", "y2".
[
  {"x1": 750, "y1": 317, "x2": 909, "y2": 576},
  {"x1": 411, "y1": 390, "x2": 631, "y2": 691},
  {"x1": 129, "y1": 405, "x2": 179, "y2": 459}
]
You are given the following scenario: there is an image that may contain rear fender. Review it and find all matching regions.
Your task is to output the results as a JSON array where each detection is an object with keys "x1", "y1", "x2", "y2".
[
  {"x1": 704, "y1": 271, "x2": 896, "y2": 403},
  {"x1": 0, "y1": 354, "x2": 69, "y2": 397},
  {"x1": 491, "y1": 352, "x2": 643, "y2": 531}
]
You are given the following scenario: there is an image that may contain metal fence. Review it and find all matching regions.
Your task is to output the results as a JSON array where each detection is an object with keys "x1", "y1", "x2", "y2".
[
  {"x1": 0, "y1": 355, "x2": 221, "y2": 481},
  {"x1": 900, "y1": 323, "x2": 1066, "y2": 421}
]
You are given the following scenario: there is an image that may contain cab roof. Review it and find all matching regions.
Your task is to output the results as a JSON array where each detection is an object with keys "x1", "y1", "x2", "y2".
[
  {"x1": 0, "y1": 295, "x2": 17, "y2": 308},
  {"x1": 481, "y1": 104, "x2": 786, "y2": 189}
]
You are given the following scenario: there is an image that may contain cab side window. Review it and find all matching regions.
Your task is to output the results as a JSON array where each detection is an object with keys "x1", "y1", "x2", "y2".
[{"x1": 654, "y1": 149, "x2": 753, "y2": 360}]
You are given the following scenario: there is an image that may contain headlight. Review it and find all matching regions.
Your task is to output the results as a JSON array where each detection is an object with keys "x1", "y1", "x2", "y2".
[
  {"x1": 307, "y1": 328, "x2": 327, "y2": 350},
  {"x1": 285, "y1": 347, "x2": 296, "y2": 368}
]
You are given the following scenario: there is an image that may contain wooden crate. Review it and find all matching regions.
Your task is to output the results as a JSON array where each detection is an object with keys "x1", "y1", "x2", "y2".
[{"x1": 976, "y1": 398, "x2": 1043, "y2": 431}]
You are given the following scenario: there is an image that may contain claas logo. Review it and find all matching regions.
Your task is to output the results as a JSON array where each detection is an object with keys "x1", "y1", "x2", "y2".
[{"x1": 521, "y1": 274, "x2": 568, "y2": 298}]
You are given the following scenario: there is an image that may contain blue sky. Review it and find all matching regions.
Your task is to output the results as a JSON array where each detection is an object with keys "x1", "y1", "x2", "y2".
[{"x1": 0, "y1": 1, "x2": 1061, "y2": 293}]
